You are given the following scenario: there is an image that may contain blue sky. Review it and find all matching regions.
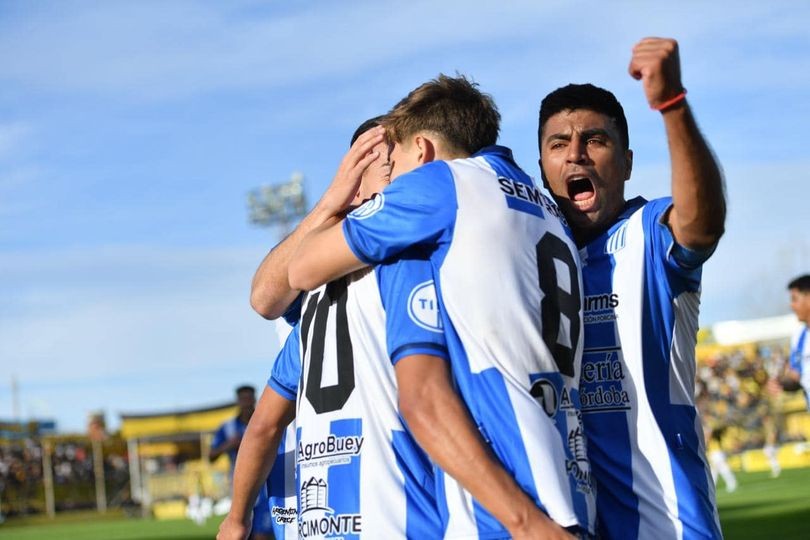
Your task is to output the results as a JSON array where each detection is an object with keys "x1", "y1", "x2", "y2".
[{"x1": 2, "y1": 1, "x2": 809, "y2": 432}]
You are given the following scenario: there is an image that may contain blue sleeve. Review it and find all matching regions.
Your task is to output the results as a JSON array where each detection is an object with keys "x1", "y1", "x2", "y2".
[
  {"x1": 644, "y1": 198, "x2": 705, "y2": 294},
  {"x1": 343, "y1": 161, "x2": 457, "y2": 264},
  {"x1": 376, "y1": 249, "x2": 449, "y2": 365},
  {"x1": 791, "y1": 329, "x2": 807, "y2": 371},
  {"x1": 281, "y1": 293, "x2": 303, "y2": 325},
  {"x1": 211, "y1": 425, "x2": 226, "y2": 450},
  {"x1": 268, "y1": 324, "x2": 301, "y2": 401}
]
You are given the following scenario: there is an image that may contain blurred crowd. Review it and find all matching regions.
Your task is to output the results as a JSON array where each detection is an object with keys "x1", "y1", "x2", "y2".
[
  {"x1": 697, "y1": 344, "x2": 805, "y2": 454},
  {"x1": 0, "y1": 439, "x2": 128, "y2": 516}
]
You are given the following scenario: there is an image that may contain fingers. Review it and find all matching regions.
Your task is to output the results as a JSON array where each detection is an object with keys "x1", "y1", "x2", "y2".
[
  {"x1": 628, "y1": 37, "x2": 683, "y2": 107},
  {"x1": 628, "y1": 37, "x2": 677, "y2": 73},
  {"x1": 352, "y1": 147, "x2": 382, "y2": 177},
  {"x1": 347, "y1": 126, "x2": 385, "y2": 163}
]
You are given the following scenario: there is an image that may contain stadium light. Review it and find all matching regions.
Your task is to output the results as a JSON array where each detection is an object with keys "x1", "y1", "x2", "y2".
[{"x1": 247, "y1": 172, "x2": 308, "y2": 236}]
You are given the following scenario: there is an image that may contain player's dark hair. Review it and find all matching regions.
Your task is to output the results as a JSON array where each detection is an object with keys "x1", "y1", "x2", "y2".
[
  {"x1": 350, "y1": 116, "x2": 385, "y2": 146},
  {"x1": 788, "y1": 274, "x2": 810, "y2": 293},
  {"x1": 385, "y1": 74, "x2": 500, "y2": 156},
  {"x1": 235, "y1": 385, "x2": 255, "y2": 395},
  {"x1": 538, "y1": 83, "x2": 629, "y2": 152}
]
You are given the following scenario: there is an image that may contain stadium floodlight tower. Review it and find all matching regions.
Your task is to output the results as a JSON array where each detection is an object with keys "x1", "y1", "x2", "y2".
[{"x1": 247, "y1": 172, "x2": 308, "y2": 237}]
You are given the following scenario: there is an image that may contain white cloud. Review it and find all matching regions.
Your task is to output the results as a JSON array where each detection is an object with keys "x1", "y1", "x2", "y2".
[
  {"x1": 5, "y1": 1, "x2": 791, "y2": 100},
  {"x1": 1, "y1": 244, "x2": 281, "y2": 386}
]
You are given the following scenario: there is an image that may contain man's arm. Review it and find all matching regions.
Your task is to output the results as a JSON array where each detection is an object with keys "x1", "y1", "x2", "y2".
[
  {"x1": 250, "y1": 211, "x2": 340, "y2": 319},
  {"x1": 250, "y1": 126, "x2": 385, "y2": 317},
  {"x1": 209, "y1": 433, "x2": 240, "y2": 463},
  {"x1": 288, "y1": 220, "x2": 367, "y2": 291},
  {"x1": 396, "y1": 355, "x2": 574, "y2": 540},
  {"x1": 217, "y1": 386, "x2": 295, "y2": 540},
  {"x1": 629, "y1": 37, "x2": 726, "y2": 250}
]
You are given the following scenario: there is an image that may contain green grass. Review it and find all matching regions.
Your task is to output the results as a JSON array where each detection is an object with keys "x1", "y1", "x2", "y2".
[
  {"x1": 0, "y1": 510, "x2": 221, "y2": 540},
  {"x1": 717, "y1": 467, "x2": 810, "y2": 539},
  {"x1": 2, "y1": 469, "x2": 809, "y2": 539}
]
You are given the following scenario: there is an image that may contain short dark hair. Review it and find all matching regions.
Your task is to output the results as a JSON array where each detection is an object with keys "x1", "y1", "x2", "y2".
[
  {"x1": 788, "y1": 275, "x2": 810, "y2": 293},
  {"x1": 350, "y1": 115, "x2": 385, "y2": 146},
  {"x1": 385, "y1": 74, "x2": 500, "y2": 156},
  {"x1": 235, "y1": 385, "x2": 255, "y2": 395},
  {"x1": 538, "y1": 83, "x2": 629, "y2": 152}
]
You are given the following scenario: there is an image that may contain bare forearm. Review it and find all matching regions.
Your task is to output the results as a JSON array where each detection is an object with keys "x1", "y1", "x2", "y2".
[
  {"x1": 397, "y1": 357, "x2": 548, "y2": 534},
  {"x1": 664, "y1": 101, "x2": 726, "y2": 249},
  {"x1": 228, "y1": 388, "x2": 295, "y2": 524},
  {"x1": 406, "y1": 394, "x2": 536, "y2": 530},
  {"x1": 228, "y1": 422, "x2": 284, "y2": 523},
  {"x1": 250, "y1": 206, "x2": 338, "y2": 319},
  {"x1": 288, "y1": 219, "x2": 366, "y2": 291}
]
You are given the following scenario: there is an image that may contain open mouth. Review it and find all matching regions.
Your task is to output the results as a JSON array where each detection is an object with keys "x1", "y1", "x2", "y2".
[{"x1": 567, "y1": 177, "x2": 595, "y2": 202}]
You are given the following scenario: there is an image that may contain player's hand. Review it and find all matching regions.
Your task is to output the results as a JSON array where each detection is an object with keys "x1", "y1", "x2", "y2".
[
  {"x1": 216, "y1": 514, "x2": 251, "y2": 540},
  {"x1": 628, "y1": 37, "x2": 684, "y2": 110},
  {"x1": 509, "y1": 510, "x2": 577, "y2": 540},
  {"x1": 317, "y1": 125, "x2": 386, "y2": 216}
]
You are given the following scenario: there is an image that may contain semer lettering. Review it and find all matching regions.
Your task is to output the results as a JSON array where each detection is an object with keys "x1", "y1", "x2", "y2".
[{"x1": 498, "y1": 177, "x2": 543, "y2": 204}]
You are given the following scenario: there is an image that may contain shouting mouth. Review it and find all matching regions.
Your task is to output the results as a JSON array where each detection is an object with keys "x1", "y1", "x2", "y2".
[{"x1": 567, "y1": 176, "x2": 596, "y2": 210}]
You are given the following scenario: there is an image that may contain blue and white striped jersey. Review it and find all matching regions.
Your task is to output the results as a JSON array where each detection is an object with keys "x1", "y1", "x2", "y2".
[
  {"x1": 266, "y1": 427, "x2": 297, "y2": 540},
  {"x1": 578, "y1": 196, "x2": 721, "y2": 539},
  {"x1": 269, "y1": 257, "x2": 448, "y2": 539},
  {"x1": 265, "y1": 323, "x2": 300, "y2": 540},
  {"x1": 790, "y1": 326, "x2": 810, "y2": 409},
  {"x1": 343, "y1": 146, "x2": 595, "y2": 537}
]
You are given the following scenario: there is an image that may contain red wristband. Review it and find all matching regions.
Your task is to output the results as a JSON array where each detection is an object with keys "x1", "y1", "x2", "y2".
[{"x1": 651, "y1": 89, "x2": 687, "y2": 112}]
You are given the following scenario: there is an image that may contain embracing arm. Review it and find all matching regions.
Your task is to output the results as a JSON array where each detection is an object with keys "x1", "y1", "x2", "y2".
[
  {"x1": 250, "y1": 126, "x2": 386, "y2": 317},
  {"x1": 288, "y1": 220, "x2": 367, "y2": 291},
  {"x1": 250, "y1": 209, "x2": 340, "y2": 319},
  {"x1": 396, "y1": 355, "x2": 574, "y2": 540},
  {"x1": 630, "y1": 37, "x2": 726, "y2": 250},
  {"x1": 217, "y1": 386, "x2": 295, "y2": 540}
]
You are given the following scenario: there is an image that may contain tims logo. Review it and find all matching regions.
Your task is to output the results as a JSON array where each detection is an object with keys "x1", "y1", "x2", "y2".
[{"x1": 584, "y1": 293, "x2": 619, "y2": 312}]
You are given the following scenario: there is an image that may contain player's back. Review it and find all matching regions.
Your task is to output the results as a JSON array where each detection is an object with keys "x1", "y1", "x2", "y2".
[
  {"x1": 340, "y1": 145, "x2": 595, "y2": 535},
  {"x1": 434, "y1": 147, "x2": 595, "y2": 535},
  {"x1": 278, "y1": 268, "x2": 442, "y2": 539}
]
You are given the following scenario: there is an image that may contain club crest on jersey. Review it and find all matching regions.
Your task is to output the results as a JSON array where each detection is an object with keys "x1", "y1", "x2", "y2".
[
  {"x1": 407, "y1": 280, "x2": 443, "y2": 333},
  {"x1": 604, "y1": 222, "x2": 628, "y2": 253},
  {"x1": 348, "y1": 192, "x2": 384, "y2": 220}
]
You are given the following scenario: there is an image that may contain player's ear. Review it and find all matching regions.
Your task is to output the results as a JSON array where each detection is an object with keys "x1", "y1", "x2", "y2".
[
  {"x1": 624, "y1": 149, "x2": 633, "y2": 181},
  {"x1": 415, "y1": 135, "x2": 435, "y2": 164}
]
